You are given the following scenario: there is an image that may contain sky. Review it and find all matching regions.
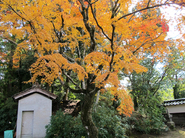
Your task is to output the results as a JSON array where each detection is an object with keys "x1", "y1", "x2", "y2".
[
  {"x1": 160, "y1": 6, "x2": 185, "y2": 39},
  {"x1": 121, "y1": 5, "x2": 185, "y2": 87}
]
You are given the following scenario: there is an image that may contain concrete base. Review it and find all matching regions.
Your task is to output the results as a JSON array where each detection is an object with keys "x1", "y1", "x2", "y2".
[{"x1": 167, "y1": 121, "x2": 175, "y2": 129}]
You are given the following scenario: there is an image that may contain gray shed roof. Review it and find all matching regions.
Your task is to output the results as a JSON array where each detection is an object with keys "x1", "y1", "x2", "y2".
[
  {"x1": 163, "y1": 98, "x2": 185, "y2": 106},
  {"x1": 13, "y1": 86, "x2": 57, "y2": 101}
]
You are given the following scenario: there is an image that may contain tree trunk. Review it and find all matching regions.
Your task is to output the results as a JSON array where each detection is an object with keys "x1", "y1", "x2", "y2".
[
  {"x1": 18, "y1": 58, "x2": 22, "y2": 92},
  {"x1": 133, "y1": 96, "x2": 138, "y2": 111},
  {"x1": 81, "y1": 92, "x2": 98, "y2": 138},
  {"x1": 173, "y1": 84, "x2": 179, "y2": 99}
]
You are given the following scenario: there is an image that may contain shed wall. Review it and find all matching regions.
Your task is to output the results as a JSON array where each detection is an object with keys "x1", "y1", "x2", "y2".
[
  {"x1": 16, "y1": 93, "x2": 52, "y2": 138},
  {"x1": 166, "y1": 104, "x2": 185, "y2": 114}
]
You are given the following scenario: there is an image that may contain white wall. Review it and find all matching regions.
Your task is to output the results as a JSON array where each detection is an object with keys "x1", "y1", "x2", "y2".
[
  {"x1": 16, "y1": 93, "x2": 52, "y2": 138},
  {"x1": 167, "y1": 104, "x2": 185, "y2": 114}
]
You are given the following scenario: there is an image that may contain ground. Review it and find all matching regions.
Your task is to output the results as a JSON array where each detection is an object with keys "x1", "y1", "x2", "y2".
[
  {"x1": 0, "y1": 126, "x2": 185, "y2": 138},
  {"x1": 130, "y1": 126, "x2": 185, "y2": 138}
]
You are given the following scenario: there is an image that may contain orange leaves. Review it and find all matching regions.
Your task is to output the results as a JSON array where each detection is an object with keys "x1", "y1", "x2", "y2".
[
  {"x1": 169, "y1": 0, "x2": 185, "y2": 7},
  {"x1": 29, "y1": 53, "x2": 88, "y2": 85},
  {"x1": 84, "y1": 52, "x2": 110, "y2": 74},
  {"x1": 1, "y1": 0, "x2": 184, "y2": 116},
  {"x1": 108, "y1": 87, "x2": 134, "y2": 117}
]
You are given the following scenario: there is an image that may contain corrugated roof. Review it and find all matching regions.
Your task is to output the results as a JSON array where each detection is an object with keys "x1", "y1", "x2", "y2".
[{"x1": 163, "y1": 98, "x2": 185, "y2": 106}]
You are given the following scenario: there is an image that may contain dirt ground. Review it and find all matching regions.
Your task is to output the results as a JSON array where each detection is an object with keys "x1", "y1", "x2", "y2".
[
  {"x1": 1, "y1": 127, "x2": 185, "y2": 138},
  {"x1": 130, "y1": 126, "x2": 185, "y2": 138}
]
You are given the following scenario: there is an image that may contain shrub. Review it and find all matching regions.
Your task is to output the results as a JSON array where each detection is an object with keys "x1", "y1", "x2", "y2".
[
  {"x1": 45, "y1": 110, "x2": 86, "y2": 138},
  {"x1": 93, "y1": 101, "x2": 127, "y2": 138},
  {"x1": 0, "y1": 97, "x2": 17, "y2": 134},
  {"x1": 46, "y1": 98, "x2": 128, "y2": 138},
  {"x1": 122, "y1": 96, "x2": 167, "y2": 135}
]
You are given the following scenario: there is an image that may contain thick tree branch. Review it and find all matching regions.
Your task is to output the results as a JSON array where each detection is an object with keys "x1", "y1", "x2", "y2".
[
  {"x1": 62, "y1": 70, "x2": 82, "y2": 90},
  {"x1": 111, "y1": 0, "x2": 120, "y2": 18},
  {"x1": 147, "y1": 0, "x2": 151, "y2": 8},
  {"x1": 102, "y1": 24, "x2": 116, "y2": 82},
  {"x1": 8, "y1": 4, "x2": 27, "y2": 21},
  {"x1": 68, "y1": 86, "x2": 84, "y2": 93},
  {"x1": 8, "y1": 4, "x2": 49, "y2": 54},
  {"x1": 153, "y1": 66, "x2": 169, "y2": 95},
  {"x1": 88, "y1": 1, "x2": 111, "y2": 41},
  {"x1": 79, "y1": 0, "x2": 96, "y2": 52},
  {"x1": 61, "y1": 53, "x2": 75, "y2": 63},
  {"x1": 51, "y1": 21, "x2": 60, "y2": 41}
]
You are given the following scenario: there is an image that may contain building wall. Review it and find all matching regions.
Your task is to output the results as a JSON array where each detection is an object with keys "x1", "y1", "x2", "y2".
[
  {"x1": 171, "y1": 113, "x2": 185, "y2": 125},
  {"x1": 16, "y1": 93, "x2": 52, "y2": 138},
  {"x1": 166, "y1": 104, "x2": 185, "y2": 114}
]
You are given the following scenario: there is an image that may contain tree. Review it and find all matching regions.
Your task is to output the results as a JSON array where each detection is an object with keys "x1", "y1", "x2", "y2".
[
  {"x1": 0, "y1": 0, "x2": 185, "y2": 137},
  {"x1": 0, "y1": 36, "x2": 35, "y2": 96},
  {"x1": 125, "y1": 57, "x2": 168, "y2": 111},
  {"x1": 0, "y1": 37, "x2": 36, "y2": 134},
  {"x1": 165, "y1": 46, "x2": 185, "y2": 99}
]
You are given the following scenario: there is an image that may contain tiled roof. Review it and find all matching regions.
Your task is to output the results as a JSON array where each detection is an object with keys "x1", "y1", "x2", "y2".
[
  {"x1": 163, "y1": 98, "x2": 185, "y2": 106},
  {"x1": 13, "y1": 86, "x2": 57, "y2": 100}
]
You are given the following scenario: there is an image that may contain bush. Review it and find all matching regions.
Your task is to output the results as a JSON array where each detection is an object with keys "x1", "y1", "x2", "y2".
[
  {"x1": 93, "y1": 101, "x2": 127, "y2": 138},
  {"x1": 45, "y1": 109, "x2": 86, "y2": 138},
  {"x1": 0, "y1": 96, "x2": 17, "y2": 134},
  {"x1": 122, "y1": 96, "x2": 167, "y2": 135},
  {"x1": 46, "y1": 96, "x2": 128, "y2": 138}
]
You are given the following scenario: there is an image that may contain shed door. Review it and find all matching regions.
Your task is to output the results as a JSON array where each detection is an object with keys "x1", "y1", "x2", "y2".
[{"x1": 21, "y1": 111, "x2": 34, "y2": 138}]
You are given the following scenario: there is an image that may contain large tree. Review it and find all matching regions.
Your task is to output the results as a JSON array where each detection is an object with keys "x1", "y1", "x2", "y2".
[
  {"x1": 0, "y1": 0, "x2": 185, "y2": 137},
  {"x1": 166, "y1": 46, "x2": 185, "y2": 99},
  {"x1": 127, "y1": 58, "x2": 169, "y2": 111}
]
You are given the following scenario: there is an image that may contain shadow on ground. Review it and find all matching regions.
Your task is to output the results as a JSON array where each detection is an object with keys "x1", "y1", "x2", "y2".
[{"x1": 130, "y1": 126, "x2": 185, "y2": 138}]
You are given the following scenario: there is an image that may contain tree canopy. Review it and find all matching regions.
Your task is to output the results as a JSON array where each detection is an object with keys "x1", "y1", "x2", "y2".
[{"x1": 0, "y1": 0, "x2": 185, "y2": 137}]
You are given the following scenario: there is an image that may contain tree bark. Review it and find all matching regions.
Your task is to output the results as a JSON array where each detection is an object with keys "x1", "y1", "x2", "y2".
[
  {"x1": 133, "y1": 96, "x2": 138, "y2": 111},
  {"x1": 81, "y1": 92, "x2": 98, "y2": 138},
  {"x1": 173, "y1": 84, "x2": 179, "y2": 99}
]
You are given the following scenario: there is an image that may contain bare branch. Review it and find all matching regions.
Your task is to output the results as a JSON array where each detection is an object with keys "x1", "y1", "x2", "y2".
[
  {"x1": 116, "y1": 2, "x2": 178, "y2": 22},
  {"x1": 61, "y1": 53, "x2": 75, "y2": 63},
  {"x1": 8, "y1": 4, "x2": 27, "y2": 21},
  {"x1": 101, "y1": 24, "x2": 116, "y2": 82},
  {"x1": 51, "y1": 21, "x2": 60, "y2": 41},
  {"x1": 0, "y1": 36, "x2": 18, "y2": 45},
  {"x1": 79, "y1": 0, "x2": 96, "y2": 52},
  {"x1": 90, "y1": 0, "x2": 98, "y2": 5},
  {"x1": 153, "y1": 66, "x2": 169, "y2": 95},
  {"x1": 147, "y1": 0, "x2": 151, "y2": 8},
  {"x1": 88, "y1": 1, "x2": 111, "y2": 41},
  {"x1": 127, "y1": 14, "x2": 135, "y2": 23},
  {"x1": 132, "y1": 33, "x2": 163, "y2": 54}
]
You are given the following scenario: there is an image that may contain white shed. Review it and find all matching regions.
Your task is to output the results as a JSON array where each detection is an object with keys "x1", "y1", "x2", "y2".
[{"x1": 13, "y1": 86, "x2": 57, "y2": 138}]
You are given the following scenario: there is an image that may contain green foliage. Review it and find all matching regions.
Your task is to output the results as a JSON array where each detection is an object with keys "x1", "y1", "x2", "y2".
[
  {"x1": 0, "y1": 97, "x2": 17, "y2": 134},
  {"x1": 173, "y1": 83, "x2": 185, "y2": 99},
  {"x1": 93, "y1": 101, "x2": 127, "y2": 138},
  {"x1": 138, "y1": 95, "x2": 166, "y2": 134},
  {"x1": 45, "y1": 109, "x2": 86, "y2": 138},
  {"x1": 123, "y1": 95, "x2": 166, "y2": 134},
  {"x1": 46, "y1": 93, "x2": 127, "y2": 138},
  {"x1": 68, "y1": 92, "x2": 76, "y2": 100}
]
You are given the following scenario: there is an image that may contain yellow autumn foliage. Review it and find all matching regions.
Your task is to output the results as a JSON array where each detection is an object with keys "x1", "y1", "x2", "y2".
[{"x1": 0, "y1": 0, "x2": 184, "y2": 116}]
